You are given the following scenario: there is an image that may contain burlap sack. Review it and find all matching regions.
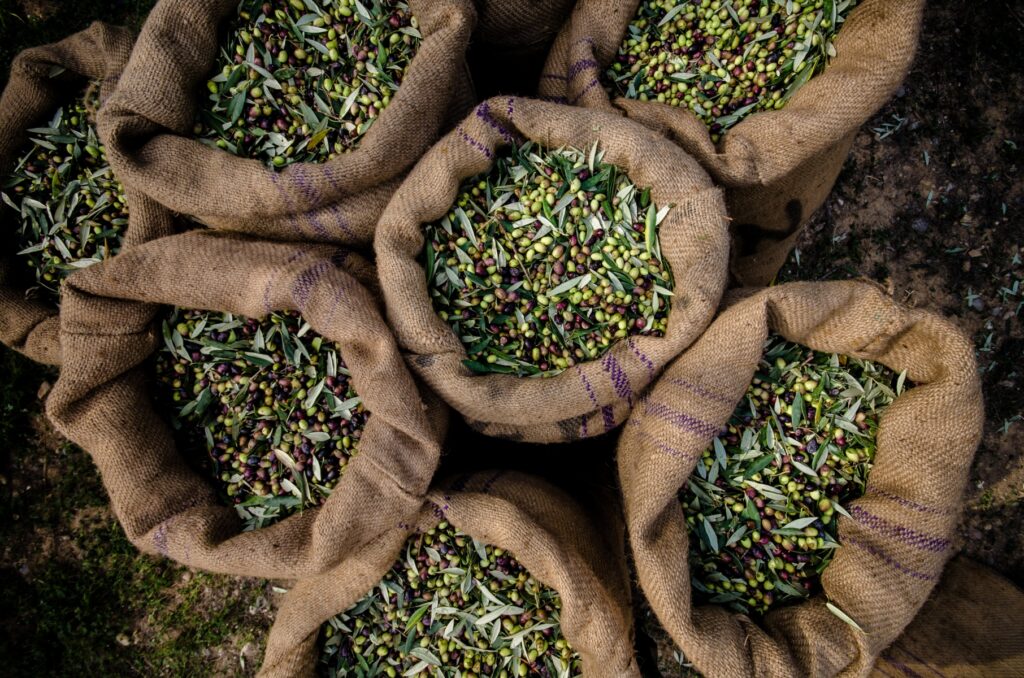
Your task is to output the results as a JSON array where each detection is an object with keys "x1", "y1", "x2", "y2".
[
  {"x1": 871, "y1": 557, "x2": 1024, "y2": 678},
  {"x1": 540, "y1": 0, "x2": 925, "y2": 286},
  {"x1": 45, "y1": 228, "x2": 448, "y2": 580},
  {"x1": 257, "y1": 471, "x2": 640, "y2": 678},
  {"x1": 97, "y1": 0, "x2": 476, "y2": 246},
  {"x1": 375, "y1": 96, "x2": 729, "y2": 443},
  {"x1": 0, "y1": 23, "x2": 145, "y2": 365},
  {"x1": 618, "y1": 281, "x2": 984, "y2": 677},
  {"x1": 473, "y1": 0, "x2": 577, "y2": 58}
]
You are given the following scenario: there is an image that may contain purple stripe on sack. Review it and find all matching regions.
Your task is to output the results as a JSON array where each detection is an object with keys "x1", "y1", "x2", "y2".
[
  {"x1": 866, "y1": 487, "x2": 950, "y2": 516},
  {"x1": 637, "y1": 430, "x2": 698, "y2": 461},
  {"x1": 268, "y1": 171, "x2": 306, "y2": 236},
  {"x1": 627, "y1": 338, "x2": 656, "y2": 375},
  {"x1": 292, "y1": 261, "x2": 332, "y2": 310},
  {"x1": 475, "y1": 101, "x2": 515, "y2": 143},
  {"x1": 539, "y1": 95, "x2": 569, "y2": 104},
  {"x1": 644, "y1": 400, "x2": 720, "y2": 439},
  {"x1": 291, "y1": 167, "x2": 331, "y2": 239},
  {"x1": 431, "y1": 495, "x2": 451, "y2": 520},
  {"x1": 326, "y1": 202, "x2": 355, "y2": 240},
  {"x1": 850, "y1": 506, "x2": 951, "y2": 553},
  {"x1": 844, "y1": 535, "x2": 936, "y2": 582},
  {"x1": 580, "y1": 412, "x2": 588, "y2": 438},
  {"x1": 325, "y1": 202, "x2": 358, "y2": 240},
  {"x1": 290, "y1": 165, "x2": 318, "y2": 202},
  {"x1": 570, "y1": 78, "x2": 602, "y2": 105},
  {"x1": 567, "y1": 58, "x2": 599, "y2": 80},
  {"x1": 263, "y1": 249, "x2": 313, "y2": 314},
  {"x1": 506, "y1": 97, "x2": 515, "y2": 117},
  {"x1": 457, "y1": 126, "x2": 493, "y2": 159},
  {"x1": 578, "y1": 368, "x2": 615, "y2": 432},
  {"x1": 318, "y1": 166, "x2": 356, "y2": 238},
  {"x1": 602, "y1": 354, "x2": 633, "y2": 406},
  {"x1": 305, "y1": 211, "x2": 330, "y2": 239},
  {"x1": 578, "y1": 367, "x2": 600, "y2": 407},
  {"x1": 893, "y1": 645, "x2": 948, "y2": 678},
  {"x1": 601, "y1": 405, "x2": 615, "y2": 431},
  {"x1": 540, "y1": 73, "x2": 569, "y2": 81},
  {"x1": 667, "y1": 377, "x2": 736, "y2": 405},
  {"x1": 153, "y1": 520, "x2": 170, "y2": 557},
  {"x1": 884, "y1": 657, "x2": 926, "y2": 678},
  {"x1": 481, "y1": 471, "x2": 506, "y2": 494},
  {"x1": 321, "y1": 163, "x2": 340, "y2": 190}
]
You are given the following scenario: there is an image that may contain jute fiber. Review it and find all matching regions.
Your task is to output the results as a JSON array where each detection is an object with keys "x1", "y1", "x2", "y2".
[
  {"x1": 871, "y1": 557, "x2": 1024, "y2": 678},
  {"x1": 540, "y1": 0, "x2": 925, "y2": 286},
  {"x1": 618, "y1": 281, "x2": 983, "y2": 677},
  {"x1": 98, "y1": 0, "x2": 476, "y2": 246},
  {"x1": 376, "y1": 96, "x2": 729, "y2": 443},
  {"x1": 0, "y1": 23, "x2": 141, "y2": 365},
  {"x1": 473, "y1": 0, "x2": 577, "y2": 58},
  {"x1": 46, "y1": 229, "x2": 448, "y2": 580},
  {"x1": 257, "y1": 471, "x2": 640, "y2": 678}
]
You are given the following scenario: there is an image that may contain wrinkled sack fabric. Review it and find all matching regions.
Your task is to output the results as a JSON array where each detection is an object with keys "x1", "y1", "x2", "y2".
[
  {"x1": 376, "y1": 96, "x2": 729, "y2": 443},
  {"x1": 99, "y1": 0, "x2": 477, "y2": 246},
  {"x1": 47, "y1": 229, "x2": 448, "y2": 580},
  {"x1": 257, "y1": 471, "x2": 640, "y2": 678},
  {"x1": 540, "y1": 0, "x2": 925, "y2": 286},
  {"x1": 618, "y1": 281, "x2": 983, "y2": 677}
]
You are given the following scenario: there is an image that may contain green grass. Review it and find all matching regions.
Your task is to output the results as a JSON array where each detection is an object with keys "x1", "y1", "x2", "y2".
[
  {"x1": 0, "y1": 348, "x2": 271, "y2": 676},
  {"x1": 0, "y1": 494, "x2": 269, "y2": 676},
  {"x1": 0, "y1": 345, "x2": 41, "y2": 451}
]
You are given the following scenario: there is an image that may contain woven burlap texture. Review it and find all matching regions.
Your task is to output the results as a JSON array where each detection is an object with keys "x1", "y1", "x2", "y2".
[
  {"x1": 257, "y1": 471, "x2": 640, "y2": 678},
  {"x1": 0, "y1": 23, "x2": 159, "y2": 365},
  {"x1": 618, "y1": 281, "x2": 983, "y2": 677},
  {"x1": 46, "y1": 229, "x2": 448, "y2": 580},
  {"x1": 375, "y1": 96, "x2": 729, "y2": 443},
  {"x1": 540, "y1": 0, "x2": 924, "y2": 286},
  {"x1": 871, "y1": 557, "x2": 1024, "y2": 678},
  {"x1": 473, "y1": 0, "x2": 577, "y2": 57},
  {"x1": 98, "y1": 0, "x2": 476, "y2": 246}
]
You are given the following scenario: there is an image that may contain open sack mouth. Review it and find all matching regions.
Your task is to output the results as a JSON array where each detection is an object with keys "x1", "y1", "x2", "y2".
[
  {"x1": 424, "y1": 140, "x2": 676, "y2": 379},
  {"x1": 153, "y1": 308, "x2": 370, "y2": 530},
  {"x1": 194, "y1": 0, "x2": 422, "y2": 168},
  {"x1": 319, "y1": 520, "x2": 582, "y2": 678},
  {"x1": 4, "y1": 2, "x2": 1009, "y2": 677}
]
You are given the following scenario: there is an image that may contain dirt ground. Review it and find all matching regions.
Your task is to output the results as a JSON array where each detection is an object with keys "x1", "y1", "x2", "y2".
[
  {"x1": 776, "y1": 0, "x2": 1024, "y2": 580},
  {"x1": 0, "y1": 0, "x2": 1021, "y2": 676}
]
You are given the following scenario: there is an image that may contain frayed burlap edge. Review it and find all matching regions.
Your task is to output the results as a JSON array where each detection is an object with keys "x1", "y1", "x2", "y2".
[
  {"x1": 0, "y1": 22, "x2": 140, "y2": 365},
  {"x1": 540, "y1": 0, "x2": 925, "y2": 286},
  {"x1": 47, "y1": 229, "x2": 449, "y2": 580},
  {"x1": 98, "y1": 0, "x2": 476, "y2": 246},
  {"x1": 618, "y1": 280, "x2": 983, "y2": 677},
  {"x1": 376, "y1": 96, "x2": 729, "y2": 443},
  {"x1": 257, "y1": 471, "x2": 640, "y2": 678}
]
